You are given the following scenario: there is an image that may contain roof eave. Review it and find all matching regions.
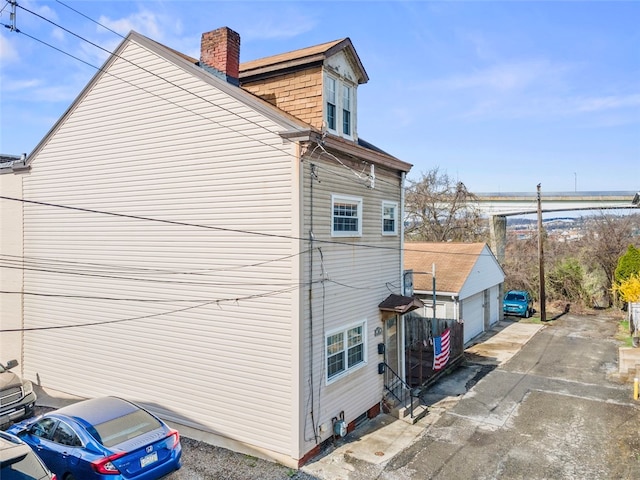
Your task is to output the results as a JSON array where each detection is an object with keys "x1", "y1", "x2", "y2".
[{"x1": 319, "y1": 134, "x2": 412, "y2": 173}]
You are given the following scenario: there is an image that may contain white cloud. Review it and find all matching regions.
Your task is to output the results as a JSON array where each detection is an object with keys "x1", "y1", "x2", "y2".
[
  {"x1": 431, "y1": 59, "x2": 570, "y2": 93},
  {"x1": 22, "y1": 0, "x2": 59, "y2": 22},
  {"x1": 415, "y1": 58, "x2": 639, "y2": 121},
  {"x1": 457, "y1": 92, "x2": 640, "y2": 122},
  {"x1": 237, "y1": 9, "x2": 317, "y2": 40},
  {"x1": 0, "y1": 34, "x2": 19, "y2": 62},
  {"x1": 573, "y1": 94, "x2": 640, "y2": 113},
  {"x1": 0, "y1": 77, "x2": 42, "y2": 91},
  {"x1": 98, "y1": 10, "x2": 163, "y2": 39},
  {"x1": 51, "y1": 27, "x2": 65, "y2": 42}
]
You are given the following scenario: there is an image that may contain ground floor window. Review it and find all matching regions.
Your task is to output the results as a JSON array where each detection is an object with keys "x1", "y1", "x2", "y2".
[{"x1": 327, "y1": 321, "x2": 366, "y2": 381}]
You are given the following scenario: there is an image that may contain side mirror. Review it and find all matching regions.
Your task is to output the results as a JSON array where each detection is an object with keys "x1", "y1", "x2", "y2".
[{"x1": 5, "y1": 359, "x2": 18, "y2": 369}]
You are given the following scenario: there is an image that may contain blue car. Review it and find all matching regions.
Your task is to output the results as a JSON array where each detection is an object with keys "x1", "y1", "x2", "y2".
[
  {"x1": 503, "y1": 290, "x2": 533, "y2": 318},
  {"x1": 7, "y1": 396, "x2": 181, "y2": 480}
]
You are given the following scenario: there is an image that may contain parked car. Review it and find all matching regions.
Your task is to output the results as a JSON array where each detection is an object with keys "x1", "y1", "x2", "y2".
[
  {"x1": 0, "y1": 359, "x2": 37, "y2": 427},
  {"x1": 0, "y1": 430, "x2": 56, "y2": 480},
  {"x1": 503, "y1": 290, "x2": 533, "y2": 318},
  {"x1": 7, "y1": 396, "x2": 182, "y2": 480}
]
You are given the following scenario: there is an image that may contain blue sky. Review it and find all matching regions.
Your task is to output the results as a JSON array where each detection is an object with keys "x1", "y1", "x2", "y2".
[{"x1": 1, "y1": 0, "x2": 638, "y2": 193}]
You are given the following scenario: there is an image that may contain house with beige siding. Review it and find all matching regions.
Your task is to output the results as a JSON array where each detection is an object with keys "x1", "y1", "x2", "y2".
[{"x1": 0, "y1": 27, "x2": 417, "y2": 467}]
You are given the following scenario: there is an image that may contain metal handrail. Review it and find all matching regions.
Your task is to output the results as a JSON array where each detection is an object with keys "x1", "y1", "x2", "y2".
[{"x1": 383, "y1": 362, "x2": 419, "y2": 418}]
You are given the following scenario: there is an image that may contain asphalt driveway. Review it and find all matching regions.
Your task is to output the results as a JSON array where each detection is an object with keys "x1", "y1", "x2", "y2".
[
  {"x1": 379, "y1": 311, "x2": 640, "y2": 480},
  {"x1": 27, "y1": 311, "x2": 640, "y2": 479}
]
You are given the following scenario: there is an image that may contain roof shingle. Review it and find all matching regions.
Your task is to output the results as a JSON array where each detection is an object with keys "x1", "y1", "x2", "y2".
[{"x1": 404, "y1": 242, "x2": 487, "y2": 293}]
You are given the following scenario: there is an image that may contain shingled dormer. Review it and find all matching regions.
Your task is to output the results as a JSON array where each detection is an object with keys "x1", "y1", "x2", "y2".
[{"x1": 239, "y1": 39, "x2": 369, "y2": 141}]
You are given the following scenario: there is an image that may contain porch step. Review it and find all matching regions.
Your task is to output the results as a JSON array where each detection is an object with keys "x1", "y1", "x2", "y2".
[
  {"x1": 392, "y1": 397, "x2": 429, "y2": 424},
  {"x1": 618, "y1": 348, "x2": 640, "y2": 382}
]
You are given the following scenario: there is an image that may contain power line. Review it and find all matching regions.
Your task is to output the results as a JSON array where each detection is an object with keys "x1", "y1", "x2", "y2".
[
  {"x1": 0, "y1": 284, "x2": 302, "y2": 333},
  {"x1": 0, "y1": 195, "x2": 505, "y2": 260},
  {"x1": 6, "y1": 2, "x2": 400, "y2": 191},
  {"x1": 0, "y1": 290, "x2": 248, "y2": 303},
  {"x1": 0, "y1": 250, "x2": 310, "y2": 277},
  {"x1": 54, "y1": 0, "x2": 123, "y2": 38}
]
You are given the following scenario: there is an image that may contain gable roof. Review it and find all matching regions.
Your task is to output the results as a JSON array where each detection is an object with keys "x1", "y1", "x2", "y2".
[
  {"x1": 239, "y1": 38, "x2": 369, "y2": 84},
  {"x1": 404, "y1": 242, "x2": 490, "y2": 294},
  {"x1": 25, "y1": 31, "x2": 312, "y2": 162},
  {"x1": 25, "y1": 31, "x2": 407, "y2": 174}
]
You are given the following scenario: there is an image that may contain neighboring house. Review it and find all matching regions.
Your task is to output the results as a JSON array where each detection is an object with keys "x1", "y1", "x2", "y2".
[
  {"x1": 404, "y1": 242, "x2": 505, "y2": 344},
  {"x1": 0, "y1": 27, "x2": 415, "y2": 467},
  {"x1": 0, "y1": 154, "x2": 28, "y2": 362}
]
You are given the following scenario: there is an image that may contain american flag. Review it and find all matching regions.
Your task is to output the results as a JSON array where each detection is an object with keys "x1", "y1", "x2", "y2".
[{"x1": 433, "y1": 328, "x2": 451, "y2": 371}]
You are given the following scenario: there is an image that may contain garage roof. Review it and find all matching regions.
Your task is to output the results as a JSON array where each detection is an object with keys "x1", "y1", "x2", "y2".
[{"x1": 404, "y1": 242, "x2": 491, "y2": 294}]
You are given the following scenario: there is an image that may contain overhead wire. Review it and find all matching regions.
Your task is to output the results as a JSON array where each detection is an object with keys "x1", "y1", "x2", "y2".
[
  {"x1": 0, "y1": 283, "x2": 304, "y2": 333},
  {"x1": 9, "y1": 0, "x2": 565, "y2": 203},
  {"x1": 6, "y1": 1, "x2": 403, "y2": 191},
  {"x1": 0, "y1": 251, "x2": 310, "y2": 277},
  {"x1": 0, "y1": 195, "x2": 508, "y2": 261},
  {"x1": 54, "y1": 0, "x2": 123, "y2": 38},
  {"x1": 0, "y1": 3, "x2": 520, "y2": 332}
]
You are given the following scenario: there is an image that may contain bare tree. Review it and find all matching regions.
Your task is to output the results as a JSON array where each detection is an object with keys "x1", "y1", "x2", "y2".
[
  {"x1": 405, "y1": 167, "x2": 486, "y2": 242},
  {"x1": 578, "y1": 213, "x2": 639, "y2": 307},
  {"x1": 503, "y1": 234, "x2": 539, "y2": 298}
]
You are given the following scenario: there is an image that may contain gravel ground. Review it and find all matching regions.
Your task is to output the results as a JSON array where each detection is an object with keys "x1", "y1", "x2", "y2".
[
  {"x1": 165, "y1": 437, "x2": 318, "y2": 480},
  {"x1": 25, "y1": 406, "x2": 318, "y2": 480}
]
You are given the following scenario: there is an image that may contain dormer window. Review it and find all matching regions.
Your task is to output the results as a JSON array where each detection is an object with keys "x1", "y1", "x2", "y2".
[
  {"x1": 324, "y1": 72, "x2": 355, "y2": 139},
  {"x1": 326, "y1": 77, "x2": 337, "y2": 131},
  {"x1": 342, "y1": 85, "x2": 351, "y2": 136}
]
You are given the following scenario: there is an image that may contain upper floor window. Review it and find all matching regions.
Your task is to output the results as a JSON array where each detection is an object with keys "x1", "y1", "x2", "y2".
[
  {"x1": 343, "y1": 85, "x2": 352, "y2": 136},
  {"x1": 326, "y1": 77, "x2": 336, "y2": 131},
  {"x1": 382, "y1": 201, "x2": 398, "y2": 235},
  {"x1": 326, "y1": 321, "x2": 366, "y2": 381},
  {"x1": 324, "y1": 72, "x2": 355, "y2": 139},
  {"x1": 332, "y1": 194, "x2": 362, "y2": 237}
]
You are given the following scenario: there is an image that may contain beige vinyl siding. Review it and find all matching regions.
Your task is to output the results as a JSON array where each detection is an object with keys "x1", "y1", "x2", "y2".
[
  {"x1": 299, "y1": 155, "x2": 403, "y2": 451},
  {"x1": 21, "y1": 38, "x2": 300, "y2": 456},
  {"x1": 0, "y1": 174, "x2": 24, "y2": 362}
]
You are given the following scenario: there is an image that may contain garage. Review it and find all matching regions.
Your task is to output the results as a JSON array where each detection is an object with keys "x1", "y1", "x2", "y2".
[
  {"x1": 462, "y1": 292, "x2": 484, "y2": 343},
  {"x1": 404, "y1": 242, "x2": 506, "y2": 346}
]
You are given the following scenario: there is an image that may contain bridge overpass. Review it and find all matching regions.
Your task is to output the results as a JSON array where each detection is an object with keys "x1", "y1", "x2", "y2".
[{"x1": 473, "y1": 191, "x2": 639, "y2": 262}]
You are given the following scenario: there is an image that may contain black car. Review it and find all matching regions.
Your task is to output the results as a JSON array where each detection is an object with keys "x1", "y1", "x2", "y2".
[{"x1": 0, "y1": 360, "x2": 37, "y2": 427}]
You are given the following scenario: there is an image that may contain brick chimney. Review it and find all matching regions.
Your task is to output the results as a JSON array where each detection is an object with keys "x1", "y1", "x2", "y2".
[{"x1": 200, "y1": 27, "x2": 240, "y2": 85}]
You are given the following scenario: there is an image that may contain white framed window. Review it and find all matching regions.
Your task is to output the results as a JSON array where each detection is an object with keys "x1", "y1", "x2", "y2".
[
  {"x1": 382, "y1": 201, "x2": 398, "y2": 235},
  {"x1": 332, "y1": 194, "x2": 362, "y2": 237},
  {"x1": 326, "y1": 77, "x2": 337, "y2": 131},
  {"x1": 324, "y1": 72, "x2": 355, "y2": 139},
  {"x1": 326, "y1": 321, "x2": 367, "y2": 382},
  {"x1": 342, "y1": 85, "x2": 352, "y2": 136}
]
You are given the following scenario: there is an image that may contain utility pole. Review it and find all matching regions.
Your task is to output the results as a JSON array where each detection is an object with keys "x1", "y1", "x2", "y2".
[
  {"x1": 9, "y1": 0, "x2": 18, "y2": 31},
  {"x1": 537, "y1": 184, "x2": 546, "y2": 322}
]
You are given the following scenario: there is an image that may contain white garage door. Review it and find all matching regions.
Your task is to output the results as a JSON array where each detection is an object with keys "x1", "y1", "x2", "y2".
[
  {"x1": 462, "y1": 292, "x2": 484, "y2": 343},
  {"x1": 489, "y1": 286, "x2": 500, "y2": 326}
]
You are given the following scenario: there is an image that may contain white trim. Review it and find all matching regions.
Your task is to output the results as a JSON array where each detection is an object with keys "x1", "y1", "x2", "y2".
[
  {"x1": 323, "y1": 71, "x2": 356, "y2": 141},
  {"x1": 331, "y1": 194, "x2": 362, "y2": 237},
  {"x1": 325, "y1": 319, "x2": 368, "y2": 384},
  {"x1": 381, "y1": 200, "x2": 398, "y2": 236}
]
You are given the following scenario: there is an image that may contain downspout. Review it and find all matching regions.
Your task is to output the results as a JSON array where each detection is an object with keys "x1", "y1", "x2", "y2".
[
  {"x1": 399, "y1": 172, "x2": 406, "y2": 385},
  {"x1": 308, "y1": 161, "x2": 319, "y2": 443}
]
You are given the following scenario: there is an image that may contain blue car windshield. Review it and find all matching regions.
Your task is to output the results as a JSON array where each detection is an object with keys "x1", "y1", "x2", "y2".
[
  {"x1": 506, "y1": 293, "x2": 525, "y2": 301},
  {"x1": 88, "y1": 409, "x2": 162, "y2": 447}
]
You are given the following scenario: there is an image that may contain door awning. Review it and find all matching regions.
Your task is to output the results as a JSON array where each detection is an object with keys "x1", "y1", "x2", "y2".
[{"x1": 378, "y1": 294, "x2": 424, "y2": 314}]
